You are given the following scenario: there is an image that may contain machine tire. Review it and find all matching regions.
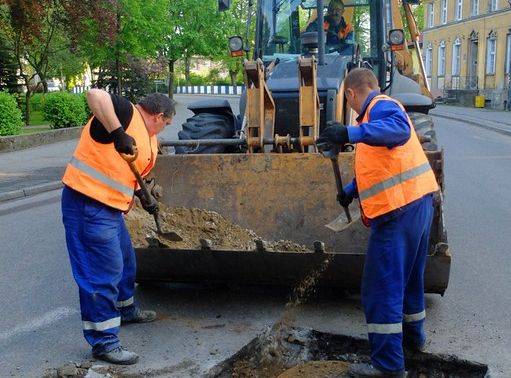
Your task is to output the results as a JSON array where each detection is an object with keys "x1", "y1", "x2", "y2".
[
  {"x1": 175, "y1": 112, "x2": 234, "y2": 154},
  {"x1": 408, "y1": 112, "x2": 438, "y2": 152}
]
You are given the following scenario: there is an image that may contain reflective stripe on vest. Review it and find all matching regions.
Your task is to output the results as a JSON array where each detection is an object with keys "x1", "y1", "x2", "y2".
[
  {"x1": 354, "y1": 94, "x2": 439, "y2": 219},
  {"x1": 68, "y1": 157, "x2": 134, "y2": 198},
  {"x1": 358, "y1": 162, "x2": 432, "y2": 201},
  {"x1": 62, "y1": 104, "x2": 158, "y2": 211}
]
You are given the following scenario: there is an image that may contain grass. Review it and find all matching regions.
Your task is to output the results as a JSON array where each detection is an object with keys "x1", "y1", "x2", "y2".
[{"x1": 29, "y1": 110, "x2": 49, "y2": 126}]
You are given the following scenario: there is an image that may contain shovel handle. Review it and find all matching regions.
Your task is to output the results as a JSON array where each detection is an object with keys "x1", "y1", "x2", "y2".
[
  {"x1": 120, "y1": 149, "x2": 152, "y2": 205},
  {"x1": 330, "y1": 156, "x2": 352, "y2": 223}
]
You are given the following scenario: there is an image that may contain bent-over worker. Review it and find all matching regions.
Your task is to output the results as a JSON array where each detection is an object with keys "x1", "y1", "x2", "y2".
[
  {"x1": 317, "y1": 68, "x2": 439, "y2": 377},
  {"x1": 61, "y1": 89, "x2": 176, "y2": 365}
]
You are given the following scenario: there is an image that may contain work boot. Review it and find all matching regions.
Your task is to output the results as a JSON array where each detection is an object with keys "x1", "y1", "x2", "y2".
[
  {"x1": 121, "y1": 307, "x2": 157, "y2": 324},
  {"x1": 348, "y1": 363, "x2": 406, "y2": 377},
  {"x1": 93, "y1": 347, "x2": 139, "y2": 365}
]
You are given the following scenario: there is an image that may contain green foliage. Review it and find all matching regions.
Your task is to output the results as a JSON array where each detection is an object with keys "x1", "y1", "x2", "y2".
[
  {"x1": 0, "y1": 92, "x2": 24, "y2": 136},
  {"x1": 42, "y1": 92, "x2": 87, "y2": 129},
  {"x1": 78, "y1": 93, "x2": 92, "y2": 119},
  {"x1": 30, "y1": 93, "x2": 47, "y2": 112}
]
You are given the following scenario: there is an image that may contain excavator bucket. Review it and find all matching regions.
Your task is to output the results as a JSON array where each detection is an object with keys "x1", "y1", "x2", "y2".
[{"x1": 135, "y1": 152, "x2": 451, "y2": 294}]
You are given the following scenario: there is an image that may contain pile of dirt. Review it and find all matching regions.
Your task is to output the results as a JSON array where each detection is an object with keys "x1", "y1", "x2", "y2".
[
  {"x1": 125, "y1": 202, "x2": 310, "y2": 253},
  {"x1": 278, "y1": 361, "x2": 350, "y2": 378}
]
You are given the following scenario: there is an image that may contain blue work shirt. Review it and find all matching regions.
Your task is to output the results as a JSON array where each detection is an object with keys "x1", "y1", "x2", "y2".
[{"x1": 342, "y1": 91, "x2": 423, "y2": 225}]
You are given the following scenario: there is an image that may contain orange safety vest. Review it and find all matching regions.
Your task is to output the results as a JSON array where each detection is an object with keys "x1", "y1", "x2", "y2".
[
  {"x1": 354, "y1": 95, "x2": 439, "y2": 219},
  {"x1": 62, "y1": 105, "x2": 158, "y2": 211},
  {"x1": 324, "y1": 20, "x2": 353, "y2": 40}
]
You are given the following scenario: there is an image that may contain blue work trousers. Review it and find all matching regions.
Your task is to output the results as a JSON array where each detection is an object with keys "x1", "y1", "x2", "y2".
[
  {"x1": 361, "y1": 194, "x2": 433, "y2": 373},
  {"x1": 61, "y1": 186, "x2": 137, "y2": 354}
]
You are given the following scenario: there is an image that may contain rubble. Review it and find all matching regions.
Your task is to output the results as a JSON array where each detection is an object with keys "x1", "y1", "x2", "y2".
[{"x1": 125, "y1": 202, "x2": 311, "y2": 253}]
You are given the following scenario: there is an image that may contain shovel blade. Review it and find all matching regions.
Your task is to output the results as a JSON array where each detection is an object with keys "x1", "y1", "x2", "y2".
[
  {"x1": 325, "y1": 205, "x2": 361, "y2": 232},
  {"x1": 159, "y1": 230, "x2": 183, "y2": 242}
]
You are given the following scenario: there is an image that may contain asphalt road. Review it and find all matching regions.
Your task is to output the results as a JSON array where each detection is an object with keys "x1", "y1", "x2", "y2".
[{"x1": 0, "y1": 103, "x2": 510, "y2": 376}]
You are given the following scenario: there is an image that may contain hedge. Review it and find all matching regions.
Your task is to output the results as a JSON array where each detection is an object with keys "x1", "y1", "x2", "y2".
[
  {"x1": 0, "y1": 92, "x2": 24, "y2": 136},
  {"x1": 42, "y1": 92, "x2": 87, "y2": 129}
]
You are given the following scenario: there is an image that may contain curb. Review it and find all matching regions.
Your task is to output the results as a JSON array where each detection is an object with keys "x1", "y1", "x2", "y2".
[
  {"x1": 431, "y1": 113, "x2": 511, "y2": 137},
  {"x1": 0, "y1": 126, "x2": 83, "y2": 153},
  {"x1": 0, "y1": 181, "x2": 63, "y2": 203}
]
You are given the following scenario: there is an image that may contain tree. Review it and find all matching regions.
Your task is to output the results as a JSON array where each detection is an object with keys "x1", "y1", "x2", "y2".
[
  {"x1": 69, "y1": 0, "x2": 169, "y2": 95},
  {"x1": 0, "y1": 0, "x2": 91, "y2": 122},
  {"x1": 214, "y1": 0, "x2": 256, "y2": 87},
  {"x1": 162, "y1": 0, "x2": 225, "y2": 98}
]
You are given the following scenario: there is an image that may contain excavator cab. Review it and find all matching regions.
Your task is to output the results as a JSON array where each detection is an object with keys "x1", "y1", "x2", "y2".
[{"x1": 133, "y1": 0, "x2": 450, "y2": 295}]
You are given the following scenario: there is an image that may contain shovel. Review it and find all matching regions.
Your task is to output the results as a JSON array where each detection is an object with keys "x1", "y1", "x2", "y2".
[
  {"x1": 316, "y1": 142, "x2": 360, "y2": 232},
  {"x1": 121, "y1": 150, "x2": 183, "y2": 242}
]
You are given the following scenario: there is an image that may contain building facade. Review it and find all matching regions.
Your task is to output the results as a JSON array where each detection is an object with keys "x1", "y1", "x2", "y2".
[{"x1": 422, "y1": 0, "x2": 511, "y2": 109}]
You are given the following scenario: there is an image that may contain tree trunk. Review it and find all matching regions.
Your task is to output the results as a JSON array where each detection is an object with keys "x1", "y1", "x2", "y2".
[
  {"x1": 184, "y1": 55, "x2": 191, "y2": 84},
  {"x1": 168, "y1": 59, "x2": 175, "y2": 99},
  {"x1": 24, "y1": 88, "x2": 31, "y2": 126},
  {"x1": 229, "y1": 70, "x2": 237, "y2": 88},
  {"x1": 116, "y1": 51, "x2": 122, "y2": 95},
  {"x1": 115, "y1": 8, "x2": 122, "y2": 95}
]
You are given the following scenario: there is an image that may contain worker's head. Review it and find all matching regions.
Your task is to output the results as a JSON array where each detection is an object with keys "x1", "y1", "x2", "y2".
[
  {"x1": 137, "y1": 93, "x2": 176, "y2": 136},
  {"x1": 327, "y1": 0, "x2": 345, "y2": 25},
  {"x1": 344, "y1": 68, "x2": 380, "y2": 114}
]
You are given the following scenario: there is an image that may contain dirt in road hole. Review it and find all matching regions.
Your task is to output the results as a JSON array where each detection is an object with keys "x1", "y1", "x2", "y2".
[
  {"x1": 125, "y1": 202, "x2": 310, "y2": 252},
  {"x1": 232, "y1": 360, "x2": 350, "y2": 378}
]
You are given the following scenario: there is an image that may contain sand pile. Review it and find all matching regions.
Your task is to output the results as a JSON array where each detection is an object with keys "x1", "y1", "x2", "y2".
[{"x1": 125, "y1": 202, "x2": 310, "y2": 252}]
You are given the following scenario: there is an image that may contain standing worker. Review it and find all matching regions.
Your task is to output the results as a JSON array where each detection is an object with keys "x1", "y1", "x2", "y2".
[
  {"x1": 317, "y1": 68, "x2": 439, "y2": 377},
  {"x1": 61, "y1": 89, "x2": 176, "y2": 365}
]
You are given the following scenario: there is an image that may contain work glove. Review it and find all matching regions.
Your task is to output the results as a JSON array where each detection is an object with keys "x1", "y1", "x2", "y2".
[
  {"x1": 317, "y1": 122, "x2": 349, "y2": 146},
  {"x1": 134, "y1": 189, "x2": 159, "y2": 215},
  {"x1": 337, "y1": 190, "x2": 354, "y2": 207},
  {"x1": 111, "y1": 127, "x2": 136, "y2": 155}
]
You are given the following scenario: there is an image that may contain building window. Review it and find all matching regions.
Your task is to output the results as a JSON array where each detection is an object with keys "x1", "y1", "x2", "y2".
[
  {"x1": 441, "y1": 0, "x2": 448, "y2": 24},
  {"x1": 428, "y1": 3, "x2": 435, "y2": 28},
  {"x1": 426, "y1": 43, "x2": 433, "y2": 76},
  {"x1": 505, "y1": 33, "x2": 511, "y2": 75},
  {"x1": 455, "y1": 0, "x2": 463, "y2": 20},
  {"x1": 471, "y1": 0, "x2": 479, "y2": 15},
  {"x1": 452, "y1": 38, "x2": 461, "y2": 76},
  {"x1": 486, "y1": 32, "x2": 497, "y2": 75},
  {"x1": 438, "y1": 41, "x2": 446, "y2": 76},
  {"x1": 489, "y1": 0, "x2": 498, "y2": 11}
]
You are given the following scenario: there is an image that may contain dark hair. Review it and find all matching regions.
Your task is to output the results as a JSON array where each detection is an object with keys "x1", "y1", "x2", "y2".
[
  {"x1": 344, "y1": 68, "x2": 379, "y2": 91},
  {"x1": 138, "y1": 93, "x2": 176, "y2": 118}
]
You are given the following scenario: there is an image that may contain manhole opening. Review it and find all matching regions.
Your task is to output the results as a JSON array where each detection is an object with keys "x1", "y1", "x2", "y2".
[{"x1": 209, "y1": 326, "x2": 488, "y2": 378}]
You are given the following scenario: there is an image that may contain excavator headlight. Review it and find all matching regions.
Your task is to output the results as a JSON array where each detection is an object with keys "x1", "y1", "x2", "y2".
[
  {"x1": 228, "y1": 36, "x2": 244, "y2": 57},
  {"x1": 388, "y1": 29, "x2": 405, "y2": 51}
]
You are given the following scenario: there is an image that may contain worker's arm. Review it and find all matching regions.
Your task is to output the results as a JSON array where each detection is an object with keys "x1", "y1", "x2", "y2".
[
  {"x1": 343, "y1": 178, "x2": 358, "y2": 198},
  {"x1": 347, "y1": 100, "x2": 411, "y2": 148},
  {"x1": 87, "y1": 89, "x2": 136, "y2": 154},
  {"x1": 86, "y1": 89, "x2": 125, "y2": 133}
]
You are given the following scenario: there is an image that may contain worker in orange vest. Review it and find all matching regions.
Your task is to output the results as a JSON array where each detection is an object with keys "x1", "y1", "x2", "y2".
[
  {"x1": 61, "y1": 89, "x2": 176, "y2": 365},
  {"x1": 317, "y1": 68, "x2": 439, "y2": 377},
  {"x1": 306, "y1": 0, "x2": 354, "y2": 54}
]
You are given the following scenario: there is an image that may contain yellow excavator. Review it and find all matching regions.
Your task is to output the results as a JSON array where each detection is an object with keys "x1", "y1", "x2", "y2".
[{"x1": 136, "y1": 0, "x2": 451, "y2": 295}]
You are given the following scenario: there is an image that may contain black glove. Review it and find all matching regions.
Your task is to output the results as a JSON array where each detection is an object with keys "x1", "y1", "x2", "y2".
[
  {"x1": 111, "y1": 127, "x2": 136, "y2": 154},
  {"x1": 317, "y1": 122, "x2": 349, "y2": 146},
  {"x1": 135, "y1": 189, "x2": 159, "y2": 215},
  {"x1": 337, "y1": 190, "x2": 354, "y2": 207}
]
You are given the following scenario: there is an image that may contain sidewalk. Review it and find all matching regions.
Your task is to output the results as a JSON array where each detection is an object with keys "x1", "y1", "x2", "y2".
[{"x1": 431, "y1": 104, "x2": 511, "y2": 136}]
